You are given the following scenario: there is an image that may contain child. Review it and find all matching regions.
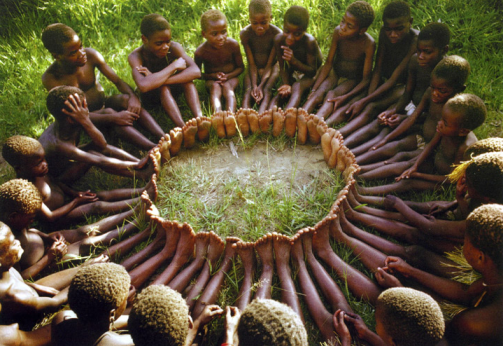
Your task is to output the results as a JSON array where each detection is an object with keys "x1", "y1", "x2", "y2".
[
  {"x1": 128, "y1": 13, "x2": 203, "y2": 127},
  {"x1": 38, "y1": 86, "x2": 158, "y2": 184},
  {"x1": 194, "y1": 10, "x2": 244, "y2": 113},
  {"x1": 51, "y1": 263, "x2": 133, "y2": 346},
  {"x1": 358, "y1": 93, "x2": 486, "y2": 195},
  {"x1": 337, "y1": 1, "x2": 419, "y2": 137},
  {"x1": 334, "y1": 287, "x2": 445, "y2": 346},
  {"x1": 240, "y1": 0, "x2": 282, "y2": 113},
  {"x1": 346, "y1": 22, "x2": 450, "y2": 152},
  {"x1": 380, "y1": 203, "x2": 503, "y2": 345},
  {"x1": 0, "y1": 313, "x2": 51, "y2": 346},
  {"x1": 41, "y1": 23, "x2": 164, "y2": 150},
  {"x1": 303, "y1": 1, "x2": 376, "y2": 125},
  {"x1": 357, "y1": 55, "x2": 470, "y2": 177},
  {"x1": 268, "y1": 6, "x2": 323, "y2": 109},
  {"x1": 2, "y1": 135, "x2": 155, "y2": 226}
]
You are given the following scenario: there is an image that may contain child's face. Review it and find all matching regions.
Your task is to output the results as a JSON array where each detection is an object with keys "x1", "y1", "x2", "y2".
[
  {"x1": 339, "y1": 11, "x2": 363, "y2": 38},
  {"x1": 17, "y1": 147, "x2": 48, "y2": 178},
  {"x1": 383, "y1": 16, "x2": 412, "y2": 44},
  {"x1": 8, "y1": 211, "x2": 37, "y2": 232},
  {"x1": 430, "y1": 75, "x2": 456, "y2": 104},
  {"x1": 463, "y1": 234, "x2": 482, "y2": 271},
  {"x1": 202, "y1": 19, "x2": 228, "y2": 49},
  {"x1": 0, "y1": 225, "x2": 23, "y2": 269},
  {"x1": 283, "y1": 21, "x2": 306, "y2": 47},
  {"x1": 417, "y1": 39, "x2": 443, "y2": 67},
  {"x1": 250, "y1": 12, "x2": 271, "y2": 37},
  {"x1": 436, "y1": 105, "x2": 464, "y2": 137},
  {"x1": 142, "y1": 29, "x2": 172, "y2": 59},
  {"x1": 57, "y1": 35, "x2": 87, "y2": 67}
]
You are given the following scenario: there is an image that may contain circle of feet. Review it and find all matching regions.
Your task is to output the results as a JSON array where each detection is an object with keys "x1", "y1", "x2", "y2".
[{"x1": 120, "y1": 107, "x2": 360, "y2": 341}]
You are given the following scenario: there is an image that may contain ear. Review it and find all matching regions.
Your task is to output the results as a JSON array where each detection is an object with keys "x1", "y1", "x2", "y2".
[
  {"x1": 442, "y1": 44, "x2": 449, "y2": 55},
  {"x1": 409, "y1": 17, "x2": 414, "y2": 25},
  {"x1": 110, "y1": 308, "x2": 117, "y2": 320},
  {"x1": 458, "y1": 128, "x2": 470, "y2": 137},
  {"x1": 51, "y1": 52, "x2": 60, "y2": 60},
  {"x1": 141, "y1": 34, "x2": 148, "y2": 45}
]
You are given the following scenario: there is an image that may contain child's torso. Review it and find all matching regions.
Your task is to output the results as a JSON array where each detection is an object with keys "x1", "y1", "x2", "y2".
[
  {"x1": 413, "y1": 61, "x2": 435, "y2": 105},
  {"x1": 334, "y1": 35, "x2": 368, "y2": 79},
  {"x1": 200, "y1": 40, "x2": 238, "y2": 74},
  {"x1": 380, "y1": 29, "x2": 416, "y2": 82},
  {"x1": 35, "y1": 176, "x2": 66, "y2": 210},
  {"x1": 247, "y1": 26, "x2": 279, "y2": 68},
  {"x1": 422, "y1": 100, "x2": 444, "y2": 142},
  {"x1": 18, "y1": 229, "x2": 45, "y2": 269}
]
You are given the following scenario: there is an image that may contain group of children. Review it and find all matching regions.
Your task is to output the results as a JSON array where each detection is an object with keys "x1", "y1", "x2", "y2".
[{"x1": 0, "y1": 0, "x2": 502, "y2": 345}]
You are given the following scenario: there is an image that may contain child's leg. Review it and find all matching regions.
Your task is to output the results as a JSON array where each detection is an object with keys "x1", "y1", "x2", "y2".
[
  {"x1": 105, "y1": 225, "x2": 152, "y2": 262},
  {"x1": 325, "y1": 93, "x2": 364, "y2": 126},
  {"x1": 355, "y1": 134, "x2": 417, "y2": 165},
  {"x1": 356, "y1": 177, "x2": 440, "y2": 196},
  {"x1": 159, "y1": 85, "x2": 185, "y2": 127},
  {"x1": 348, "y1": 126, "x2": 390, "y2": 155},
  {"x1": 358, "y1": 149, "x2": 420, "y2": 174},
  {"x1": 234, "y1": 241, "x2": 256, "y2": 311},
  {"x1": 95, "y1": 175, "x2": 157, "y2": 202},
  {"x1": 222, "y1": 77, "x2": 240, "y2": 113},
  {"x1": 286, "y1": 76, "x2": 316, "y2": 109},
  {"x1": 273, "y1": 233, "x2": 304, "y2": 321},
  {"x1": 119, "y1": 225, "x2": 164, "y2": 270},
  {"x1": 64, "y1": 197, "x2": 139, "y2": 224},
  {"x1": 358, "y1": 160, "x2": 414, "y2": 181},
  {"x1": 301, "y1": 70, "x2": 338, "y2": 113},
  {"x1": 315, "y1": 80, "x2": 357, "y2": 120},
  {"x1": 258, "y1": 64, "x2": 280, "y2": 115},
  {"x1": 346, "y1": 188, "x2": 406, "y2": 222},
  {"x1": 254, "y1": 234, "x2": 274, "y2": 300},
  {"x1": 206, "y1": 80, "x2": 223, "y2": 113},
  {"x1": 242, "y1": 70, "x2": 253, "y2": 109},
  {"x1": 182, "y1": 82, "x2": 203, "y2": 118}
]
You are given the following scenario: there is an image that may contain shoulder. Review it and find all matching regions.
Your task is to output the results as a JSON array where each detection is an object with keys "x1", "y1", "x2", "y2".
[
  {"x1": 304, "y1": 33, "x2": 320, "y2": 50},
  {"x1": 363, "y1": 33, "x2": 375, "y2": 45},
  {"x1": 240, "y1": 25, "x2": 252, "y2": 41},
  {"x1": 274, "y1": 32, "x2": 284, "y2": 44},
  {"x1": 41, "y1": 65, "x2": 58, "y2": 89},
  {"x1": 0, "y1": 324, "x2": 22, "y2": 346},
  {"x1": 194, "y1": 42, "x2": 207, "y2": 56},
  {"x1": 169, "y1": 41, "x2": 186, "y2": 56},
  {"x1": 227, "y1": 37, "x2": 240, "y2": 48},
  {"x1": 128, "y1": 46, "x2": 143, "y2": 61},
  {"x1": 269, "y1": 24, "x2": 282, "y2": 35},
  {"x1": 97, "y1": 331, "x2": 134, "y2": 346},
  {"x1": 85, "y1": 48, "x2": 104, "y2": 63}
]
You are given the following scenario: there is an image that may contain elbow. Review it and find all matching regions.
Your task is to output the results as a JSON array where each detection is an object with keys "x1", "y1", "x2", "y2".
[{"x1": 137, "y1": 83, "x2": 150, "y2": 94}]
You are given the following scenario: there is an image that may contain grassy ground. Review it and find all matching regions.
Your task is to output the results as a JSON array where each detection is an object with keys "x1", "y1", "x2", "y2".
[{"x1": 0, "y1": 0, "x2": 501, "y2": 344}]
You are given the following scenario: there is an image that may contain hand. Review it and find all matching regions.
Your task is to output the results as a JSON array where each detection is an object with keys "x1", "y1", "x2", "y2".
[
  {"x1": 74, "y1": 190, "x2": 98, "y2": 205},
  {"x1": 428, "y1": 201, "x2": 455, "y2": 216},
  {"x1": 386, "y1": 114, "x2": 403, "y2": 128},
  {"x1": 346, "y1": 99, "x2": 366, "y2": 120},
  {"x1": 333, "y1": 310, "x2": 352, "y2": 345},
  {"x1": 384, "y1": 256, "x2": 412, "y2": 277},
  {"x1": 342, "y1": 311, "x2": 369, "y2": 340},
  {"x1": 49, "y1": 233, "x2": 66, "y2": 244},
  {"x1": 278, "y1": 84, "x2": 292, "y2": 98},
  {"x1": 281, "y1": 45, "x2": 293, "y2": 62},
  {"x1": 396, "y1": 166, "x2": 417, "y2": 181},
  {"x1": 136, "y1": 65, "x2": 152, "y2": 76},
  {"x1": 26, "y1": 282, "x2": 60, "y2": 296},
  {"x1": 377, "y1": 109, "x2": 395, "y2": 125},
  {"x1": 172, "y1": 57, "x2": 187, "y2": 71},
  {"x1": 375, "y1": 267, "x2": 403, "y2": 288},
  {"x1": 252, "y1": 86, "x2": 263, "y2": 103},
  {"x1": 113, "y1": 110, "x2": 140, "y2": 126},
  {"x1": 216, "y1": 72, "x2": 227, "y2": 83},
  {"x1": 127, "y1": 94, "x2": 142, "y2": 114},
  {"x1": 48, "y1": 239, "x2": 68, "y2": 262},
  {"x1": 327, "y1": 95, "x2": 346, "y2": 112},
  {"x1": 371, "y1": 139, "x2": 387, "y2": 151},
  {"x1": 196, "y1": 305, "x2": 224, "y2": 328},
  {"x1": 224, "y1": 306, "x2": 240, "y2": 339},
  {"x1": 63, "y1": 93, "x2": 90, "y2": 124},
  {"x1": 383, "y1": 195, "x2": 398, "y2": 210}
]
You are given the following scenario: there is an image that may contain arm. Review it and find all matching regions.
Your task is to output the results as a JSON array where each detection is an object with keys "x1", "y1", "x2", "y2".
[
  {"x1": 311, "y1": 29, "x2": 339, "y2": 92},
  {"x1": 222, "y1": 40, "x2": 244, "y2": 80},
  {"x1": 257, "y1": 44, "x2": 278, "y2": 89},
  {"x1": 184, "y1": 305, "x2": 224, "y2": 346},
  {"x1": 39, "y1": 192, "x2": 98, "y2": 223},
  {"x1": 221, "y1": 306, "x2": 240, "y2": 345},
  {"x1": 21, "y1": 239, "x2": 67, "y2": 280},
  {"x1": 241, "y1": 30, "x2": 259, "y2": 90},
  {"x1": 194, "y1": 46, "x2": 219, "y2": 81},
  {"x1": 390, "y1": 57, "x2": 417, "y2": 114},
  {"x1": 396, "y1": 131, "x2": 441, "y2": 181},
  {"x1": 283, "y1": 37, "x2": 321, "y2": 77},
  {"x1": 6, "y1": 285, "x2": 69, "y2": 315}
]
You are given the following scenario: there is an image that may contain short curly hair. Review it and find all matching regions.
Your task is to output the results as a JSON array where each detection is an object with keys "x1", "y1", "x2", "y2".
[
  {"x1": 432, "y1": 55, "x2": 470, "y2": 91},
  {"x1": 376, "y1": 288, "x2": 445, "y2": 346},
  {"x1": 466, "y1": 204, "x2": 503, "y2": 271},
  {"x1": 418, "y1": 22, "x2": 450, "y2": 49},
  {"x1": 3, "y1": 136, "x2": 43, "y2": 168},
  {"x1": 128, "y1": 285, "x2": 189, "y2": 346},
  {"x1": 465, "y1": 138, "x2": 503, "y2": 159},
  {"x1": 249, "y1": 0, "x2": 271, "y2": 16},
  {"x1": 444, "y1": 93, "x2": 486, "y2": 130},
  {"x1": 46, "y1": 85, "x2": 85, "y2": 122},
  {"x1": 0, "y1": 179, "x2": 42, "y2": 218},
  {"x1": 140, "y1": 13, "x2": 170, "y2": 38},
  {"x1": 284, "y1": 6, "x2": 309, "y2": 31},
  {"x1": 41, "y1": 23, "x2": 77, "y2": 55},
  {"x1": 69, "y1": 263, "x2": 130, "y2": 323},
  {"x1": 0, "y1": 222, "x2": 21, "y2": 269},
  {"x1": 383, "y1": 1, "x2": 411, "y2": 20},
  {"x1": 465, "y1": 153, "x2": 503, "y2": 204},
  {"x1": 201, "y1": 9, "x2": 227, "y2": 32},
  {"x1": 238, "y1": 299, "x2": 308, "y2": 346},
  {"x1": 346, "y1": 1, "x2": 375, "y2": 29}
]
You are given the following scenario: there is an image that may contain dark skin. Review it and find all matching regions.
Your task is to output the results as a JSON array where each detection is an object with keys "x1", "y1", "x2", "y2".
[
  {"x1": 240, "y1": 12, "x2": 282, "y2": 113},
  {"x1": 42, "y1": 33, "x2": 163, "y2": 150},
  {"x1": 195, "y1": 19, "x2": 244, "y2": 113},
  {"x1": 129, "y1": 27, "x2": 203, "y2": 126},
  {"x1": 0, "y1": 322, "x2": 51, "y2": 346},
  {"x1": 269, "y1": 21, "x2": 323, "y2": 109},
  {"x1": 305, "y1": 11, "x2": 375, "y2": 125}
]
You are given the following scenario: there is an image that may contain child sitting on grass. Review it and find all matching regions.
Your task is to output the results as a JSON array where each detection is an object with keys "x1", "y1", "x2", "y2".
[
  {"x1": 334, "y1": 287, "x2": 445, "y2": 346},
  {"x1": 240, "y1": 0, "x2": 282, "y2": 113},
  {"x1": 304, "y1": 1, "x2": 376, "y2": 125},
  {"x1": 2, "y1": 135, "x2": 156, "y2": 227},
  {"x1": 195, "y1": 10, "x2": 244, "y2": 113},
  {"x1": 268, "y1": 5, "x2": 323, "y2": 109},
  {"x1": 358, "y1": 93, "x2": 486, "y2": 195},
  {"x1": 42, "y1": 23, "x2": 164, "y2": 151},
  {"x1": 38, "y1": 86, "x2": 158, "y2": 184},
  {"x1": 51, "y1": 263, "x2": 133, "y2": 346},
  {"x1": 128, "y1": 13, "x2": 203, "y2": 127}
]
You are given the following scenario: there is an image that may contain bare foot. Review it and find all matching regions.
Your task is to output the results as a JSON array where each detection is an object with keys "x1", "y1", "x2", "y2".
[
  {"x1": 145, "y1": 174, "x2": 158, "y2": 202},
  {"x1": 272, "y1": 106, "x2": 285, "y2": 137},
  {"x1": 312, "y1": 216, "x2": 336, "y2": 259},
  {"x1": 224, "y1": 111, "x2": 237, "y2": 138},
  {"x1": 236, "y1": 108, "x2": 250, "y2": 137},
  {"x1": 169, "y1": 128, "x2": 183, "y2": 157},
  {"x1": 284, "y1": 107, "x2": 297, "y2": 138},
  {"x1": 207, "y1": 231, "x2": 226, "y2": 264},
  {"x1": 183, "y1": 118, "x2": 198, "y2": 149},
  {"x1": 296, "y1": 108, "x2": 308, "y2": 144},
  {"x1": 290, "y1": 231, "x2": 305, "y2": 264},
  {"x1": 306, "y1": 114, "x2": 321, "y2": 144},
  {"x1": 234, "y1": 241, "x2": 256, "y2": 272},
  {"x1": 158, "y1": 220, "x2": 181, "y2": 258},
  {"x1": 258, "y1": 109, "x2": 273, "y2": 133},
  {"x1": 321, "y1": 128, "x2": 336, "y2": 163},
  {"x1": 196, "y1": 116, "x2": 212, "y2": 142},
  {"x1": 247, "y1": 109, "x2": 260, "y2": 134},
  {"x1": 211, "y1": 111, "x2": 226, "y2": 138},
  {"x1": 336, "y1": 146, "x2": 347, "y2": 172},
  {"x1": 329, "y1": 214, "x2": 347, "y2": 242},
  {"x1": 83, "y1": 254, "x2": 109, "y2": 266},
  {"x1": 316, "y1": 118, "x2": 329, "y2": 137},
  {"x1": 137, "y1": 147, "x2": 160, "y2": 180},
  {"x1": 158, "y1": 134, "x2": 171, "y2": 164},
  {"x1": 273, "y1": 232, "x2": 292, "y2": 267},
  {"x1": 328, "y1": 135, "x2": 341, "y2": 168},
  {"x1": 255, "y1": 233, "x2": 274, "y2": 269}
]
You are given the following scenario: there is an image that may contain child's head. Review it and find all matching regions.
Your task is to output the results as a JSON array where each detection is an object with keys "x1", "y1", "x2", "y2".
[
  {"x1": 128, "y1": 285, "x2": 189, "y2": 346},
  {"x1": 248, "y1": 0, "x2": 272, "y2": 37},
  {"x1": 0, "y1": 179, "x2": 42, "y2": 232},
  {"x1": 46, "y1": 85, "x2": 85, "y2": 122},
  {"x1": 342, "y1": 1, "x2": 375, "y2": 36},
  {"x1": 237, "y1": 299, "x2": 308, "y2": 346},
  {"x1": 42, "y1": 23, "x2": 85, "y2": 66},
  {"x1": 437, "y1": 93, "x2": 486, "y2": 137},
  {"x1": 3, "y1": 136, "x2": 48, "y2": 178},
  {"x1": 464, "y1": 138, "x2": 503, "y2": 159},
  {"x1": 0, "y1": 222, "x2": 23, "y2": 270},
  {"x1": 201, "y1": 10, "x2": 228, "y2": 49},
  {"x1": 140, "y1": 13, "x2": 171, "y2": 39},
  {"x1": 382, "y1": 1, "x2": 413, "y2": 44},
  {"x1": 417, "y1": 22, "x2": 450, "y2": 67},
  {"x1": 283, "y1": 6, "x2": 309, "y2": 46},
  {"x1": 69, "y1": 263, "x2": 130, "y2": 324},
  {"x1": 375, "y1": 287, "x2": 445, "y2": 346},
  {"x1": 430, "y1": 55, "x2": 470, "y2": 104},
  {"x1": 465, "y1": 204, "x2": 503, "y2": 273},
  {"x1": 140, "y1": 14, "x2": 172, "y2": 59}
]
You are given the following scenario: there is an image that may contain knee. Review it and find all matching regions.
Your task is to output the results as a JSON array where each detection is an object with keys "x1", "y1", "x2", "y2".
[{"x1": 404, "y1": 245, "x2": 427, "y2": 264}]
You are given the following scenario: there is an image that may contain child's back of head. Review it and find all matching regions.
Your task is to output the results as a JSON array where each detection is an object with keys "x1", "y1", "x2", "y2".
[
  {"x1": 200, "y1": 9, "x2": 227, "y2": 32},
  {"x1": 42, "y1": 23, "x2": 77, "y2": 55},
  {"x1": 432, "y1": 55, "x2": 470, "y2": 92},
  {"x1": 46, "y1": 85, "x2": 85, "y2": 122},
  {"x1": 444, "y1": 93, "x2": 486, "y2": 131},
  {"x1": 418, "y1": 22, "x2": 450, "y2": 49},
  {"x1": 464, "y1": 137, "x2": 503, "y2": 159},
  {"x1": 2, "y1": 135, "x2": 43, "y2": 171},
  {"x1": 140, "y1": 13, "x2": 170, "y2": 38},
  {"x1": 249, "y1": 0, "x2": 272, "y2": 16},
  {"x1": 0, "y1": 179, "x2": 42, "y2": 226},
  {"x1": 346, "y1": 1, "x2": 375, "y2": 29},
  {"x1": 382, "y1": 0, "x2": 411, "y2": 21},
  {"x1": 376, "y1": 287, "x2": 445, "y2": 346},
  {"x1": 284, "y1": 6, "x2": 310, "y2": 31}
]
